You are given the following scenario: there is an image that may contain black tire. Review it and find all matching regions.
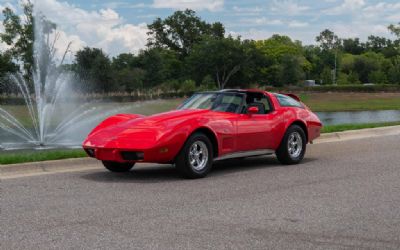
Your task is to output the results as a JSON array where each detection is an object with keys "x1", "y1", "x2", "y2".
[
  {"x1": 102, "y1": 161, "x2": 135, "y2": 172},
  {"x1": 276, "y1": 125, "x2": 306, "y2": 165},
  {"x1": 175, "y1": 132, "x2": 213, "y2": 179}
]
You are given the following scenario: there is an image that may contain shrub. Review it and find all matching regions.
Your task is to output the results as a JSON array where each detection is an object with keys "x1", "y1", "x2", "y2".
[{"x1": 179, "y1": 79, "x2": 196, "y2": 93}]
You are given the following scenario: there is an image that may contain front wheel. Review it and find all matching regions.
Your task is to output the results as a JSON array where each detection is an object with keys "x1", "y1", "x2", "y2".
[
  {"x1": 175, "y1": 132, "x2": 213, "y2": 179},
  {"x1": 276, "y1": 125, "x2": 306, "y2": 165},
  {"x1": 102, "y1": 161, "x2": 135, "y2": 172}
]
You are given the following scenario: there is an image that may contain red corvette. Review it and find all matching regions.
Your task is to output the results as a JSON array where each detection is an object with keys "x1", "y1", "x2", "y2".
[{"x1": 83, "y1": 89, "x2": 322, "y2": 178}]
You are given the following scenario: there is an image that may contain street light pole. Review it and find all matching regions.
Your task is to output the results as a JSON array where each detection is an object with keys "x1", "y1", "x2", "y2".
[{"x1": 333, "y1": 48, "x2": 337, "y2": 85}]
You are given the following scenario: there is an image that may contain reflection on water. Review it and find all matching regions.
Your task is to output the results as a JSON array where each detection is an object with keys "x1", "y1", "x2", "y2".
[{"x1": 316, "y1": 110, "x2": 400, "y2": 125}]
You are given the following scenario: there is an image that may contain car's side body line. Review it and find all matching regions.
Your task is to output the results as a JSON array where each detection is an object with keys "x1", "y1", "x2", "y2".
[{"x1": 214, "y1": 149, "x2": 274, "y2": 161}]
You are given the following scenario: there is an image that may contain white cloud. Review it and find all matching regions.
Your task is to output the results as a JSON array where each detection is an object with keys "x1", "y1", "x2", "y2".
[
  {"x1": 329, "y1": 22, "x2": 388, "y2": 40},
  {"x1": 152, "y1": 0, "x2": 224, "y2": 12},
  {"x1": 325, "y1": 0, "x2": 365, "y2": 15},
  {"x1": 232, "y1": 6, "x2": 262, "y2": 13},
  {"x1": 252, "y1": 17, "x2": 283, "y2": 26},
  {"x1": 34, "y1": 0, "x2": 149, "y2": 57},
  {"x1": 270, "y1": 0, "x2": 309, "y2": 15},
  {"x1": 288, "y1": 20, "x2": 309, "y2": 28},
  {"x1": 102, "y1": 2, "x2": 147, "y2": 9},
  {"x1": 362, "y1": 2, "x2": 400, "y2": 21},
  {"x1": 233, "y1": 17, "x2": 308, "y2": 29}
]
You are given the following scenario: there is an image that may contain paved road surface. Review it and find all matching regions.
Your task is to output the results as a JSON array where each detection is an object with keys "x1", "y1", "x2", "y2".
[{"x1": 1, "y1": 135, "x2": 400, "y2": 249}]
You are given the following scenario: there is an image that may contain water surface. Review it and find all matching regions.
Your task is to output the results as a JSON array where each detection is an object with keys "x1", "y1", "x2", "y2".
[{"x1": 316, "y1": 110, "x2": 400, "y2": 126}]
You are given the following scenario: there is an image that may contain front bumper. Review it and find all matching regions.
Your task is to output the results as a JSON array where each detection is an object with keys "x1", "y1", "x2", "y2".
[{"x1": 82, "y1": 146, "x2": 175, "y2": 163}]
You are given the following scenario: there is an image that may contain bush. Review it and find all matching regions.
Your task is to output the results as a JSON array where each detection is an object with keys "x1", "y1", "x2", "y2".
[
  {"x1": 159, "y1": 80, "x2": 180, "y2": 92},
  {"x1": 368, "y1": 70, "x2": 387, "y2": 84},
  {"x1": 180, "y1": 79, "x2": 196, "y2": 93}
]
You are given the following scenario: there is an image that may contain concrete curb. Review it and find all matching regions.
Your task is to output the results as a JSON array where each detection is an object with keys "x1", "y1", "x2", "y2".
[
  {"x1": 316, "y1": 125, "x2": 400, "y2": 144},
  {"x1": 1, "y1": 125, "x2": 400, "y2": 178},
  {"x1": 0, "y1": 157, "x2": 100, "y2": 178}
]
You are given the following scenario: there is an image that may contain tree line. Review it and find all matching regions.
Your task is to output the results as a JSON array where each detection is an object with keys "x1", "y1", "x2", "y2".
[{"x1": 1, "y1": 2, "x2": 400, "y2": 94}]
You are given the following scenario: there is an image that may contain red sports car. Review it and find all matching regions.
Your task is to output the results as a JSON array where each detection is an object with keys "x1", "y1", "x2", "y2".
[{"x1": 83, "y1": 89, "x2": 322, "y2": 178}]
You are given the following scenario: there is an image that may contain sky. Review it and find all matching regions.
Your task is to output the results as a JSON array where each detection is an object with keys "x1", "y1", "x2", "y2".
[{"x1": 0, "y1": 0, "x2": 399, "y2": 58}]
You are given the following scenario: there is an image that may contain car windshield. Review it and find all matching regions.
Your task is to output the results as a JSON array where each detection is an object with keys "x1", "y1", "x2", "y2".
[{"x1": 178, "y1": 92, "x2": 244, "y2": 114}]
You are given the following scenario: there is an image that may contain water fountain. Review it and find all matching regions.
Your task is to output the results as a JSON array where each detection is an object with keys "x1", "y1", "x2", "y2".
[{"x1": 0, "y1": 10, "x2": 130, "y2": 150}]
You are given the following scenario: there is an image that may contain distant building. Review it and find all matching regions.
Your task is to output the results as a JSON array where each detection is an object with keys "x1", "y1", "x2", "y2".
[{"x1": 303, "y1": 80, "x2": 318, "y2": 87}]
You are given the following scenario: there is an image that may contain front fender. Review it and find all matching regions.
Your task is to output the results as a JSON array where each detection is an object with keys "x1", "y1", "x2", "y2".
[
  {"x1": 88, "y1": 114, "x2": 144, "y2": 137},
  {"x1": 156, "y1": 115, "x2": 233, "y2": 160}
]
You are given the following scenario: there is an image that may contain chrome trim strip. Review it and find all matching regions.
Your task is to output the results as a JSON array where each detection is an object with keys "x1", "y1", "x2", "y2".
[{"x1": 214, "y1": 149, "x2": 274, "y2": 161}]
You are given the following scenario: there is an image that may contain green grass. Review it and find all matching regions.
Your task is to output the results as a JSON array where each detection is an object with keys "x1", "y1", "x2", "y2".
[
  {"x1": 0, "y1": 149, "x2": 87, "y2": 165},
  {"x1": 300, "y1": 93, "x2": 400, "y2": 112},
  {"x1": 321, "y1": 121, "x2": 400, "y2": 133}
]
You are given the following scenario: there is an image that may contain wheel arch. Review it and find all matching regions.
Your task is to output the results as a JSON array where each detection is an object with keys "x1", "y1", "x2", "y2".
[
  {"x1": 288, "y1": 120, "x2": 308, "y2": 142},
  {"x1": 190, "y1": 127, "x2": 219, "y2": 158}
]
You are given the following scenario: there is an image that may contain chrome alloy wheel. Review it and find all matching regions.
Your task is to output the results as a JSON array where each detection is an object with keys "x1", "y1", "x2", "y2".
[
  {"x1": 188, "y1": 141, "x2": 209, "y2": 171},
  {"x1": 287, "y1": 131, "x2": 303, "y2": 158}
]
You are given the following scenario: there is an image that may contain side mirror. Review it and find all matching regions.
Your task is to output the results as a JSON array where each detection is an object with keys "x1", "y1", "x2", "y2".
[{"x1": 247, "y1": 106, "x2": 259, "y2": 115}]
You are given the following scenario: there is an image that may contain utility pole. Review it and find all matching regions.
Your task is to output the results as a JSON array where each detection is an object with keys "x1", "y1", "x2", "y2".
[{"x1": 333, "y1": 48, "x2": 337, "y2": 85}]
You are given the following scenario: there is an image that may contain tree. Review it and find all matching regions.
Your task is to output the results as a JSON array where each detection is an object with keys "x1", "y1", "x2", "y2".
[
  {"x1": 114, "y1": 68, "x2": 146, "y2": 92},
  {"x1": 232, "y1": 40, "x2": 271, "y2": 86},
  {"x1": 388, "y1": 23, "x2": 400, "y2": 38},
  {"x1": 137, "y1": 47, "x2": 182, "y2": 88},
  {"x1": 0, "y1": 52, "x2": 18, "y2": 94},
  {"x1": 320, "y1": 67, "x2": 333, "y2": 85},
  {"x1": 147, "y1": 9, "x2": 224, "y2": 56},
  {"x1": 353, "y1": 52, "x2": 384, "y2": 83},
  {"x1": 366, "y1": 36, "x2": 390, "y2": 52},
  {"x1": 279, "y1": 54, "x2": 306, "y2": 85},
  {"x1": 187, "y1": 36, "x2": 247, "y2": 89},
  {"x1": 255, "y1": 35, "x2": 302, "y2": 62},
  {"x1": 255, "y1": 35, "x2": 308, "y2": 86},
  {"x1": 111, "y1": 53, "x2": 140, "y2": 70},
  {"x1": 342, "y1": 38, "x2": 365, "y2": 55},
  {"x1": 74, "y1": 47, "x2": 113, "y2": 92},
  {"x1": 316, "y1": 29, "x2": 341, "y2": 84},
  {"x1": 387, "y1": 57, "x2": 400, "y2": 84},
  {"x1": 368, "y1": 70, "x2": 387, "y2": 84},
  {"x1": 316, "y1": 29, "x2": 341, "y2": 51},
  {"x1": 0, "y1": 1, "x2": 34, "y2": 78},
  {"x1": 0, "y1": 52, "x2": 17, "y2": 76}
]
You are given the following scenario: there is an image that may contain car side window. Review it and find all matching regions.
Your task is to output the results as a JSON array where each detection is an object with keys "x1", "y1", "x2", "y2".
[
  {"x1": 254, "y1": 96, "x2": 271, "y2": 113},
  {"x1": 275, "y1": 94, "x2": 303, "y2": 108},
  {"x1": 244, "y1": 93, "x2": 273, "y2": 114}
]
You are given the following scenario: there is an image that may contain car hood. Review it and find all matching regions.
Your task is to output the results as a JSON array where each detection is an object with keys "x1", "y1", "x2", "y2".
[{"x1": 83, "y1": 109, "x2": 210, "y2": 148}]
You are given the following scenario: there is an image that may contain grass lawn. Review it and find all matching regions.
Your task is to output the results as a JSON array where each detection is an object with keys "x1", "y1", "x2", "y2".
[
  {"x1": 1, "y1": 121, "x2": 400, "y2": 165},
  {"x1": 321, "y1": 121, "x2": 400, "y2": 133},
  {"x1": 0, "y1": 149, "x2": 87, "y2": 165},
  {"x1": 299, "y1": 92, "x2": 400, "y2": 112}
]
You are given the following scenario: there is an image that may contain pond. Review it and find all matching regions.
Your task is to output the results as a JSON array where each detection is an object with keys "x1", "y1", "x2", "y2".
[{"x1": 316, "y1": 110, "x2": 400, "y2": 126}]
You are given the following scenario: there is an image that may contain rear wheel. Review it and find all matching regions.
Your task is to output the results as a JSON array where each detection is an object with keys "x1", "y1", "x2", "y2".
[
  {"x1": 276, "y1": 125, "x2": 306, "y2": 164},
  {"x1": 102, "y1": 161, "x2": 135, "y2": 172},
  {"x1": 175, "y1": 132, "x2": 213, "y2": 179}
]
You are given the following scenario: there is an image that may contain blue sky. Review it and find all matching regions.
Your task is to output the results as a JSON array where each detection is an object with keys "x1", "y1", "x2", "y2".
[{"x1": 1, "y1": 0, "x2": 399, "y2": 57}]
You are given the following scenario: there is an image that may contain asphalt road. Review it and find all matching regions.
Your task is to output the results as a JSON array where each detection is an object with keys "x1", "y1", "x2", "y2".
[{"x1": 1, "y1": 135, "x2": 400, "y2": 249}]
